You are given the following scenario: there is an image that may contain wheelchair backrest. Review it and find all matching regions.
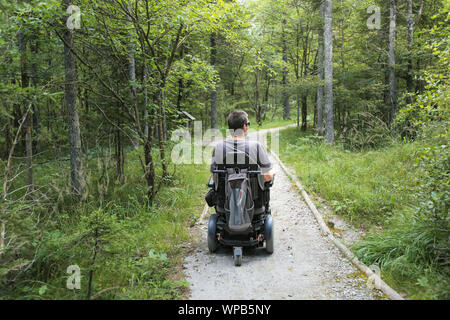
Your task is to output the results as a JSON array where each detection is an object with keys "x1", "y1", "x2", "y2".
[{"x1": 213, "y1": 140, "x2": 265, "y2": 205}]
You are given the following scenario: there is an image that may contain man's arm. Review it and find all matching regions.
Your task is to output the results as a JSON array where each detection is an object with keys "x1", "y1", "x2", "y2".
[
  {"x1": 263, "y1": 169, "x2": 275, "y2": 182},
  {"x1": 256, "y1": 142, "x2": 275, "y2": 181}
]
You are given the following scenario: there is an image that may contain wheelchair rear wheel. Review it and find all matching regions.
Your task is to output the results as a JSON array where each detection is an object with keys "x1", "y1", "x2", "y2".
[
  {"x1": 264, "y1": 214, "x2": 274, "y2": 254},
  {"x1": 207, "y1": 214, "x2": 218, "y2": 253}
]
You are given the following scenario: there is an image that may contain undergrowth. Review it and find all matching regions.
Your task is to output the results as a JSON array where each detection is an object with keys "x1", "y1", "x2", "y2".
[{"x1": 0, "y1": 146, "x2": 210, "y2": 299}]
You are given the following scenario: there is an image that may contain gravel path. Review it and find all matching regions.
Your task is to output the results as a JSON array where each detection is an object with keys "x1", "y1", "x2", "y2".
[{"x1": 184, "y1": 128, "x2": 385, "y2": 300}]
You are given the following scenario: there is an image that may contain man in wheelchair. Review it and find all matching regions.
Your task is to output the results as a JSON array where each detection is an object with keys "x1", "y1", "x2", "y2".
[{"x1": 205, "y1": 110, "x2": 275, "y2": 266}]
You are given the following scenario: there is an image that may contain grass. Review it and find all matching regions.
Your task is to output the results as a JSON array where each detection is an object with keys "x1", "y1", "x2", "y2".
[
  {"x1": 275, "y1": 126, "x2": 449, "y2": 299},
  {"x1": 277, "y1": 127, "x2": 424, "y2": 228}
]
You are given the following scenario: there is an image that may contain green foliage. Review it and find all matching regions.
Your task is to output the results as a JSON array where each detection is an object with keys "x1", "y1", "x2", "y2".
[
  {"x1": 344, "y1": 112, "x2": 396, "y2": 150},
  {"x1": 395, "y1": 4, "x2": 449, "y2": 138}
]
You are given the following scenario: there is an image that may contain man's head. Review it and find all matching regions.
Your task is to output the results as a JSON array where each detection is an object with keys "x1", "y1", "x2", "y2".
[{"x1": 227, "y1": 110, "x2": 250, "y2": 137}]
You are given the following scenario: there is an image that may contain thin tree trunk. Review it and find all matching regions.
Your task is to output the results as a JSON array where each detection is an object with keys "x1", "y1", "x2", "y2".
[
  {"x1": 301, "y1": 95, "x2": 307, "y2": 131},
  {"x1": 282, "y1": 18, "x2": 290, "y2": 120},
  {"x1": 144, "y1": 118, "x2": 155, "y2": 206},
  {"x1": 143, "y1": 63, "x2": 149, "y2": 138},
  {"x1": 406, "y1": 0, "x2": 424, "y2": 104},
  {"x1": 156, "y1": 91, "x2": 168, "y2": 178},
  {"x1": 31, "y1": 39, "x2": 41, "y2": 155},
  {"x1": 324, "y1": 0, "x2": 334, "y2": 144},
  {"x1": 254, "y1": 71, "x2": 262, "y2": 125},
  {"x1": 19, "y1": 29, "x2": 34, "y2": 194},
  {"x1": 339, "y1": 0, "x2": 346, "y2": 134},
  {"x1": 388, "y1": 0, "x2": 397, "y2": 125},
  {"x1": 63, "y1": 0, "x2": 86, "y2": 199},
  {"x1": 210, "y1": 32, "x2": 218, "y2": 129},
  {"x1": 127, "y1": 4, "x2": 139, "y2": 147},
  {"x1": 5, "y1": 111, "x2": 12, "y2": 159},
  {"x1": 317, "y1": 2, "x2": 325, "y2": 136}
]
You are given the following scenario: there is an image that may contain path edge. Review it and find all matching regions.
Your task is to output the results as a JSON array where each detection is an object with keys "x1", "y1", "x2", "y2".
[{"x1": 271, "y1": 151, "x2": 404, "y2": 300}]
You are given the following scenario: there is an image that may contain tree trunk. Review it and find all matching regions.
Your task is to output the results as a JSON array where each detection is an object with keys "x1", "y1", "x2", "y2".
[
  {"x1": 144, "y1": 118, "x2": 155, "y2": 206},
  {"x1": 406, "y1": 0, "x2": 423, "y2": 104},
  {"x1": 143, "y1": 63, "x2": 149, "y2": 138},
  {"x1": 127, "y1": 4, "x2": 139, "y2": 148},
  {"x1": 5, "y1": 111, "x2": 12, "y2": 159},
  {"x1": 388, "y1": 0, "x2": 397, "y2": 125},
  {"x1": 282, "y1": 18, "x2": 290, "y2": 120},
  {"x1": 63, "y1": 0, "x2": 86, "y2": 199},
  {"x1": 156, "y1": 91, "x2": 168, "y2": 178},
  {"x1": 406, "y1": 0, "x2": 413, "y2": 102},
  {"x1": 31, "y1": 39, "x2": 41, "y2": 155},
  {"x1": 339, "y1": 0, "x2": 346, "y2": 134},
  {"x1": 324, "y1": 0, "x2": 334, "y2": 144},
  {"x1": 254, "y1": 71, "x2": 262, "y2": 125},
  {"x1": 19, "y1": 30, "x2": 34, "y2": 194},
  {"x1": 210, "y1": 32, "x2": 218, "y2": 129},
  {"x1": 317, "y1": 2, "x2": 325, "y2": 136},
  {"x1": 301, "y1": 95, "x2": 307, "y2": 131}
]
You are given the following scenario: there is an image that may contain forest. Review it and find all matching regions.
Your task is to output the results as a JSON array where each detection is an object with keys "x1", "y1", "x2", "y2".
[{"x1": 0, "y1": 0, "x2": 448, "y2": 300}]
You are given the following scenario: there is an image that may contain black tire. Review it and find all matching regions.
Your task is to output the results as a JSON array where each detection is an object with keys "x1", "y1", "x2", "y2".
[
  {"x1": 264, "y1": 214, "x2": 274, "y2": 254},
  {"x1": 207, "y1": 214, "x2": 218, "y2": 253}
]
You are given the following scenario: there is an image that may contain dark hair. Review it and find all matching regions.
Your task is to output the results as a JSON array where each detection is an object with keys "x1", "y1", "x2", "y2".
[{"x1": 227, "y1": 110, "x2": 249, "y2": 130}]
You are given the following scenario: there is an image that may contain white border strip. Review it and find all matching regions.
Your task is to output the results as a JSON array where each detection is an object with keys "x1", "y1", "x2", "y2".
[{"x1": 271, "y1": 151, "x2": 404, "y2": 300}]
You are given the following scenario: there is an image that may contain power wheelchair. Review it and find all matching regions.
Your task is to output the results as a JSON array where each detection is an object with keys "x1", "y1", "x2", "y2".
[{"x1": 205, "y1": 146, "x2": 274, "y2": 266}]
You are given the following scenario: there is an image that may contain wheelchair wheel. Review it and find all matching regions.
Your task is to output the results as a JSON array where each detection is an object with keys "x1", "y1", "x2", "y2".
[
  {"x1": 264, "y1": 214, "x2": 274, "y2": 254},
  {"x1": 234, "y1": 253, "x2": 242, "y2": 266},
  {"x1": 207, "y1": 214, "x2": 218, "y2": 253},
  {"x1": 233, "y1": 247, "x2": 243, "y2": 266}
]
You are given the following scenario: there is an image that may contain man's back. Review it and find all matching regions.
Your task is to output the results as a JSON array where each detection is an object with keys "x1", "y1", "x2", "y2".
[{"x1": 210, "y1": 138, "x2": 273, "y2": 174}]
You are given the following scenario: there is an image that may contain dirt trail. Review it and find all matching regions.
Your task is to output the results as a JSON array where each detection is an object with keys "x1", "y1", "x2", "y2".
[{"x1": 184, "y1": 127, "x2": 385, "y2": 300}]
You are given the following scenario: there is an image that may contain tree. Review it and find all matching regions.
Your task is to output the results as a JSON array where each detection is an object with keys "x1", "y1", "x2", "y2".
[
  {"x1": 282, "y1": 17, "x2": 290, "y2": 120},
  {"x1": 388, "y1": 0, "x2": 397, "y2": 125},
  {"x1": 62, "y1": 0, "x2": 86, "y2": 199},
  {"x1": 323, "y1": 0, "x2": 334, "y2": 144},
  {"x1": 316, "y1": 1, "x2": 324, "y2": 136},
  {"x1": 406, "y1": 0, "x2": 424, "y2": 103},
  {"x1": 210, "y1": 32, "x2": 218, "y2": 129}
]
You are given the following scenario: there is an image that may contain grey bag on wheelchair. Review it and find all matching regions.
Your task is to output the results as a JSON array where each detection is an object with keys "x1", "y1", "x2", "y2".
[{"x1": 224, "y1": 169, "x2": 254, "y2": 233}]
